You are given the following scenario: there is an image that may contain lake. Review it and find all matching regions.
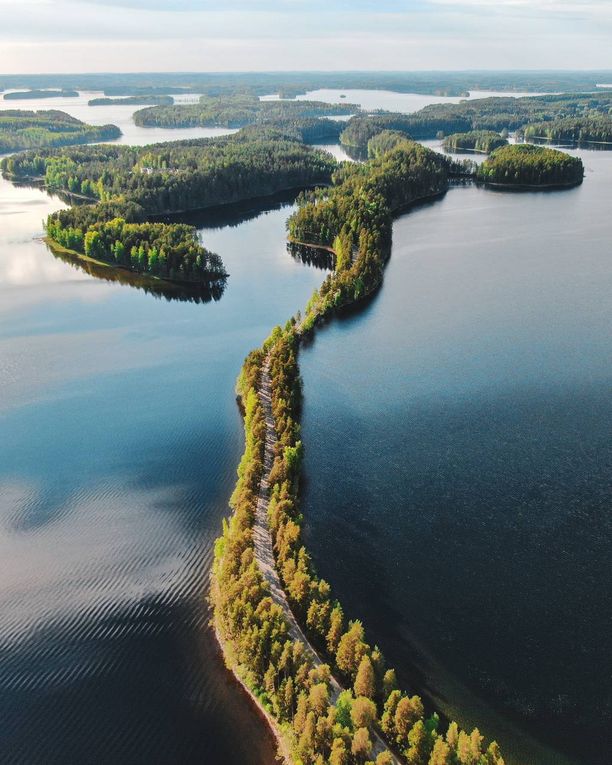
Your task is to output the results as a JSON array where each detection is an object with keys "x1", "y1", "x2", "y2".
[
  {"x1": 0, "y1": 173, "x2": 327, "y2": 763},
  {"x1": 0, "y1": 90, "x2": 609, "y2": 764},
  {"x1": 299, "y1": 148, "x2": 612, "y2": 765}
]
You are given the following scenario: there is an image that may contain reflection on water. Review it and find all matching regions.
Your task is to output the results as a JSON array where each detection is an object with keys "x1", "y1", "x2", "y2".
[
  {"x1": 0, "y1": 161, "x2": 328, "y2": 764},
  {"x1": 288, "y1": 241, "x2": 336, "y2": 271},
  {"x1": 299, "y1": 147, "x2": 612, "y2": 765},
  {"x1": 48, "y1": 242, "x2": 227, "y2": 304}
]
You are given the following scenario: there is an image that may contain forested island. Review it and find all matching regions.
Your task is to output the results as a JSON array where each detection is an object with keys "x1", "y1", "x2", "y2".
[
  {"x1": 133, "y1": 94, "x2": 358, "y2": 128},
  {"x1": 477, "y1": 144, "x2": 584, "y2": 188},
  {"x1": 2, "y1": 125, "x2": 337, "y2": 285},
  {"x1": 341, "y1": 92, "x2": 612, "y2": 151},
  {"x1": 0, "y1": 110, "x2": 121, "y2": 154},
  {"x1": 4, "y1": 89, "x2": 79, "y2": 100},
  {"x1": 213, "y1": 137, "x2": 507, "y2": 765},
  {"x1": 443, "y1": 131, "x2": 508, "y2": 154},
  {"x1": 88, "y1": 95, "x2": 174, "y2": 107},
  {"x1": 521, "y1": 116, "x2": 612, "y2": 146}
]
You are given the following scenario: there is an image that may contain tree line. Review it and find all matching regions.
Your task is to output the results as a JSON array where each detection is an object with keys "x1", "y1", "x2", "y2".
[
  {"x1": 340, "y1": 93, "x2": 612, "y2": 150},
  {"x1": 3, "y1": 125, "x2": 338, "y2": 285},
  {"x1": 442, "y1": 131, "x2": 508, "y2": 154},
  {"x1": 88, "y1": 95, "x2": 174, "y2": 107},
  {"x1": 476, "y1": 144, "x2": 584, "y2": 187},
  {"x1": 213, "y1": 137, "x2": 506, "y2": 764},
  {"x1": 521, "y1": 116, "x2": 612, "y2": 146},
  {"x1": 133, "y1": 94, "x2": 357, "y2": 129},
  {"x1": 0, "y1": 110, "x2": 120, "y2": 154},
  {"x1": 3, "y1": 89, "x2": 79, "y2": 100}
]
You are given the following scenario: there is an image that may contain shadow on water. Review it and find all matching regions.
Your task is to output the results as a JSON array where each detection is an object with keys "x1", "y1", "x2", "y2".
[
  {"x1": 46, "y1": 241, "x2": 227, "y2": 304},
  {"x1": 156, "y1": 188, "x2": 305, "y2": 230},
  {"x1": 287, "y1": 241, "x2": 335, "y2": 271}
]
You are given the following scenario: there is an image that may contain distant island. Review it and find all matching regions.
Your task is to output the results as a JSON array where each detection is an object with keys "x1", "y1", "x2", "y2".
[
  {"x1": 88, "y1": 95, "x2": 174, "y2": 107},
  {"x1": 477, "y1": 144, "x2": 584, "y2": 188},
  {"x1": 443, "y1": 130, "x2": 508, "y2": 154},
  {"x1": 521, "y1": 116, "x2": 612, "y2": 146},
  {"x1": 0, "y1": 110, "x2": 120, "y2": 154},
  {"x1": 4, "y1": 89, "x2": 78, "y2": 100},
  {"x1": 340, "y1": 92, "x2": 612, "y2": 151},
  {"x1": 133, "y1": 94, "x2": 358, "y2": 128}
]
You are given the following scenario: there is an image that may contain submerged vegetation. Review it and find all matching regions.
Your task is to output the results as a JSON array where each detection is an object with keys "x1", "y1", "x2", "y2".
[
  {"x1": 134, "y1": 94, "x2": 358, "y2": 128},
  {"x1": 0, "y1": 110, "x2": 120, "y2": 154},
  {"x1": 2, "y1": 125, "x2": 337, "y2": 284},
  {"x1": 443, "y1": 131, "x2": 508, "y2": 154},
  {"x1": 477, "y1": 144, "x2": 584, "y2": 188},
  {"x1": 213, "y1": 138, "x2": 506, "y2": 765}
]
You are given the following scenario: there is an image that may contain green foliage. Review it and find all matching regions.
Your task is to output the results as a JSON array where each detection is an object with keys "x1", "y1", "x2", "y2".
[
  {"x1": 47, "y1": 215, "x2": 224, "y2": 282},
  {"x1": 442, "y1": 131, "x2": 508, "y2": 154},
  {"x1": 6, "y1": 126, "x2": 338, "y2": 285},
  {"x1": 522, "y1": 115, "x2": 612, "y2": 145},
  {"x1": 477, "y1": 144, "x2": 584, "y2": 187},
  {"x1": 134, "y1": 94, "x2": 358, "y2": 129},
  {"x1": 211, "y1": 135, "x2": 506, "y2": 765},
  {"x1": 341, "y1": 92, "x2": 612, "y2": 150},
  {"x1": 0, "y1": 109, "x2": 120, "y2": 154}
]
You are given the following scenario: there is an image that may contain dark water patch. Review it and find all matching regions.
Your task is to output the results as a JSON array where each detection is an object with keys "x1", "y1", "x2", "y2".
[{"x1": 300, "y1": 156, "x2": 612, "y2": 765}]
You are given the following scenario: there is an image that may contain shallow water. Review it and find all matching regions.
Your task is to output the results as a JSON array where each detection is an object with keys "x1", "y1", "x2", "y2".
[{"x1": 299, "y1": 149, "x2": 612, "y2": 765}]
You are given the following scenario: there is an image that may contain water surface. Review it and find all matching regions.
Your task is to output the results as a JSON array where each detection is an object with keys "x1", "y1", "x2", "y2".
[
  {"x1": 299, "y1": 149, "x2": 612, "y2": 765},
  {"x1": 0, "y1": 173, "x2": 326, "y2": 763}
]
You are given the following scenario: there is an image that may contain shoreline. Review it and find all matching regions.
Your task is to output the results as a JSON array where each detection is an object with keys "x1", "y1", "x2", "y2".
[
  {"x1": 209, "y1": 572, "x2": 292, "y2": 765},
  {"x1": 44, "y1": 236, "x2": 227, "y2": 287}
]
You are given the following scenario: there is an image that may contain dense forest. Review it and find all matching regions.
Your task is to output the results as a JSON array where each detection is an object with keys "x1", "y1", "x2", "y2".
[
  {"x1": 521, "y1": 116, "x2": 612, "y2": 145},
  {"x1": 415, "y1": 92, "x2": 612, "y2": 133},
  {"x1": 2, "y1": 126, "x2": 338, "y2": 284},
  {"x1": 3, "y1": 126, "x2": 337, "y2": 213},
  {"x1": 46, "y1": 215, "x2": 224, "y2": 283},
  {"x1": 339, "y1": 113, "x2": 471, "y2": 148},
  {"x1": 3, "y1": 89, "x2": 79, "y2": 100},
  {"x1": 88, "y1": 95, "x2": 174, "y2": 106},
  {"x1": 0, "y1": 110, "x2": 120, "y2": 154},
  {"x1": 442, "y1": 131, "x2": 508, "y2": 153},
  {"x1": 213, "y1": 138, "x2": 506, "y2": 765},
  {"x1": 477, "y1": 144, "x2": 584, "y2": 187},
  {"x1": 133, "y1": 94, "x2": 358, "y2": 128},
  {"x1": 341, "y1": 92, "x2": 612, "y2": 150}
]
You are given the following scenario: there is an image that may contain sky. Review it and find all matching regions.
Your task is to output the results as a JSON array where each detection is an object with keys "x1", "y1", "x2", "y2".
[{"x1": 1, "y1": 0, "x2": 611, "y2": 73}]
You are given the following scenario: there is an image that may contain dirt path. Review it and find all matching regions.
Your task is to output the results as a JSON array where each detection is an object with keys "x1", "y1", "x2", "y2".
[{"x1": 252, "y1": 355, "x2": 400, "y2": 763}]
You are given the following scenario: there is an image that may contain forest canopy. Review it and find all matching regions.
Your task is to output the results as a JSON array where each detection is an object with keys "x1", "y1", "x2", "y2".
[
  {"x1": 133, "y1": 94, "x2": 358, "y2": 128},
  {"x1": 521, "y1": 116, "x2": 612, "y2": 146},
  {"x1": 0, "y1": 110, "x2": 120, "y2": 154},
  {"x1": 3, "y1": 125, "x2": 338, "y2": 285},
  {"x1": 443, "y1": 131, "x2": 508, "y2": 153},
  {"x1": 476, "y1": 144, "x2": 584, "y2": 187},
  {"x1": 341, "y1": 92, "x2": 612, "y2": 150},
  {"x1": 3, "y1": 89, "x2": 78, "y2": 100}
]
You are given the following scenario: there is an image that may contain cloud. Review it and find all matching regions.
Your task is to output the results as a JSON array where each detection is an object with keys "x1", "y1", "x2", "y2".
[{"x1": 0, "y1": 0, "x2": 610, "y2": 73}]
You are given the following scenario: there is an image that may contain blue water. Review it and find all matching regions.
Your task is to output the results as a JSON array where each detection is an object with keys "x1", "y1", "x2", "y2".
[
  {"x1": 299, "y1": 151, "x2": 612, "y2": 765},
  {"x1": 0, "y1": 178, "x2": 326, "y2": 764}
]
